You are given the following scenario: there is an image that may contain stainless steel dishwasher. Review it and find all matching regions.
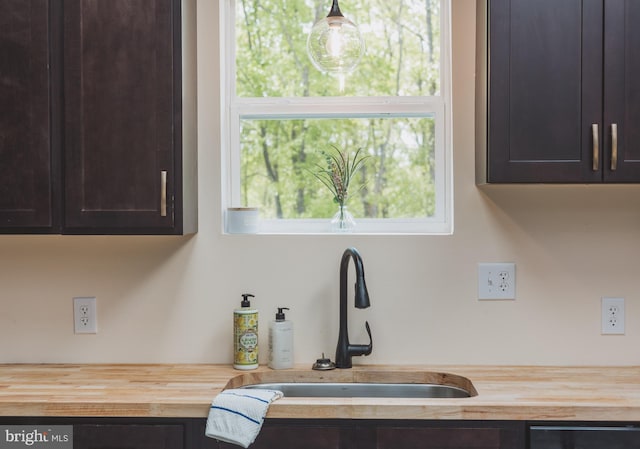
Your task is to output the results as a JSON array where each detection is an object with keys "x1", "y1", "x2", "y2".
[{"x1": 530, "y1": 425, "x2": 640, "y2": 449}]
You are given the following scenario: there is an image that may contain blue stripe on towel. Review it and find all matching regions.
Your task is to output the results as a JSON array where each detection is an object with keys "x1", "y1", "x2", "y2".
[
  {"x1": 210, "y1": 405, "x2": 262, "y2": 425},
  {"x1": 220, "y1": 391, "x2": 272, "y2": 404}
]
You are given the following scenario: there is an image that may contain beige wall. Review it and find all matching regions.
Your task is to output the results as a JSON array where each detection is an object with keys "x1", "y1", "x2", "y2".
[{"x1": 2, "y1": 0, "x2": 640, "y2": 365}]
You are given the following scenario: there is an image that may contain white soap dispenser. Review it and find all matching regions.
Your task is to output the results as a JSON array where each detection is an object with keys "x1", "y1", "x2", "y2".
[{"x1": 268, "y1": 307, "x2": 293, "y2": 370}]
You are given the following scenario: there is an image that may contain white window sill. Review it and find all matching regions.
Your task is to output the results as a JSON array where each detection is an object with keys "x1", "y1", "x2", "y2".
[{"x1": 224, "y1": 219, "x2": 453, "y2": 236}]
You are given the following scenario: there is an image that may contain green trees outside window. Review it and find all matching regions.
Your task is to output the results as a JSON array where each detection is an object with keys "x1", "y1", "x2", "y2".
[{"x1": 232, "y1": 0, "x2": 445, "y2": 224}]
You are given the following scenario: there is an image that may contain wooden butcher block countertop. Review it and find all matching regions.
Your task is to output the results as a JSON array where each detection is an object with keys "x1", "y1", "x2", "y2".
[{"x1": 0, "y1": 364, "x2": 639, "y2": 421}]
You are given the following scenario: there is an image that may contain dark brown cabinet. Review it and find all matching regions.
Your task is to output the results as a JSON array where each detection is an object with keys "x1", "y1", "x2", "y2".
[
  {"x1": 0, "y1": 0, "x2": 55, "y2": 229},
  {"x1": 75, "y1": 424, "x2": 184, "y2": 449},
  {"x1": 0, "y1": 0, "x2": 196, "y2": 234},
  {"x1": 205, "y1": 419, "x2": 525, "y2": 449},
  {"x1": 370, "y1": 421, "x2": 524, "y2": 449},
  {"x1": 478, "y1": 0, "x2": 640, "y2": 183},
  {"x1": 0, "y1": 418, "x2": 190, "y2": 449},
  {"x1": 8, "y1": 417, "x2": 640, "y2": 449},
  {"x1": 210, "y1": 421, "x2": 346, "y2": 449}
]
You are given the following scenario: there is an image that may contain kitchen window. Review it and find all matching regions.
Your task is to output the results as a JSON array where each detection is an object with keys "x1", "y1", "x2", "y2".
[{"x1": 221, "y1": 0, "x2": 452, "y2": 234}]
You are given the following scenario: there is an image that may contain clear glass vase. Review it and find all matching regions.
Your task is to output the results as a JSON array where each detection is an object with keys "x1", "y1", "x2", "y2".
[{"x1": 330, "y1": 205, "x2": 356, "y2": 232}]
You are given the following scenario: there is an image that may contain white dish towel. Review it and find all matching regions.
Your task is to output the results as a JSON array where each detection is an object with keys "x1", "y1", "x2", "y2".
[{"x1": 205, "y1": 388, "x2": 283, "y2": 448}]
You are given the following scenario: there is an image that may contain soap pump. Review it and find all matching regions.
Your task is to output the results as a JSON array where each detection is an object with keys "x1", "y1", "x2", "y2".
[
  {"x1": 268, "y1": 307, "x2": 293, "y2": 370},
  {"x1": 233, "y1": 293, "x2": 258, "y2": 370}
]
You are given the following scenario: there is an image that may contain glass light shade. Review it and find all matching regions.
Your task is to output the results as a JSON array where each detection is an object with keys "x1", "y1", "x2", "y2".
[{"x1": 307, "y1": 14, "x2": 364, "y2": 74}]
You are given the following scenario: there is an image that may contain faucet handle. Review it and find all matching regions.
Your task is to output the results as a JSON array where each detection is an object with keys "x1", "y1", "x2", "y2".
[
  {"x1": 353, "y1": 321, "x2": 373, "y2": 355},
  {"x1": 346, "y1": 321, "x2": 373, "y2": 358},
  {"x1": 364, "y1": 321, "x2": 372, "y2": 354}
]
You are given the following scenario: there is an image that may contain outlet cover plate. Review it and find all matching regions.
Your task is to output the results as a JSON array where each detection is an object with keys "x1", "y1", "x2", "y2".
[
  {"x1": 73, "y1": 296, "x2": 97, "y2": 334},
  {"x1": 478, "y1": 263, "x2": 516, "y2": 300},
  {"x1": 601, "y1": 297, "x2": 625, "y2": 335}
]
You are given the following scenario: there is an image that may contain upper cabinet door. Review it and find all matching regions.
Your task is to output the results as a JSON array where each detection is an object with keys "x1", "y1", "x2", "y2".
[
  {"x1": 603, "y1": 0, "x2": 640, "y2": 181},
  {"x1": 63, "y1": 0, "x2": 180, "y2": 233},
  {"x1": 487, "y1": 0, "x2": 604, "y2": 183},
  {"x1": 0, "y1": 0, "x2": 55, "y2": 229}
]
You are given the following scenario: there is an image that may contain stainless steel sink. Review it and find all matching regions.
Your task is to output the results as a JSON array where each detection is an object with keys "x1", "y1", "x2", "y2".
[{"x1": 240, "y1": 382, "x2": 471, "y2": 398}]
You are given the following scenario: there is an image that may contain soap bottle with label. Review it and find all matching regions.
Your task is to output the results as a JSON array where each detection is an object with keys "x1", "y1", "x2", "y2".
[
  {"x1": 268, "y1": 307, "x2": 293, "y2": 370},
  {"x1": 233, "y1": 293, "x2": 258, "y2": 370}
]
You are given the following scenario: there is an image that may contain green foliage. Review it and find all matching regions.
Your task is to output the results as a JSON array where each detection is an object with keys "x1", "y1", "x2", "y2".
[
  {"x1": 235, "y1": 0, "x2": 441, "y2": 220},
  {"x1": 311, "y1": 145, "x2": 369, "y2": 207}
]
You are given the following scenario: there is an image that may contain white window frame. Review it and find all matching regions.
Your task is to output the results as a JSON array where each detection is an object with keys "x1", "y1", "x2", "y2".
[{"x1": 220, "y1": 0, "x2": 453, "y2": 235}]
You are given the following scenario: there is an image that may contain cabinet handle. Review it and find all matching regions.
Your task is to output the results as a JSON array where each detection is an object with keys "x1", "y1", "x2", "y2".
[
  {"x1": 611, "y1": 123, "x2": 618, "y2": 171},
  {"x1": 592, "y1": 124, "x2": 599, "y2": 171},
  {"x1": 160, "y1": 170, "x2": 167, "y2": 217}
]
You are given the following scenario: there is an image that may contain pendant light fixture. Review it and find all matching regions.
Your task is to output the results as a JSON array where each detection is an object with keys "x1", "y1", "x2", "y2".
[{"x1": 307, "y1": 0, "x2": 364, "y2": 75}]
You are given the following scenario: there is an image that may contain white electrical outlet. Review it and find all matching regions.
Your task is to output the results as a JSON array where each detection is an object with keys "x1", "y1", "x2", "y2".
[
  {"x1": 73, "y1": 297, "x2": 97, "y2": 334},
  {"x1": 478, "y1": 263, "x2": 516, "y2": 300},
  {"x1": 601, "y1": 297, "x2": 625, "y2": 335}
]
